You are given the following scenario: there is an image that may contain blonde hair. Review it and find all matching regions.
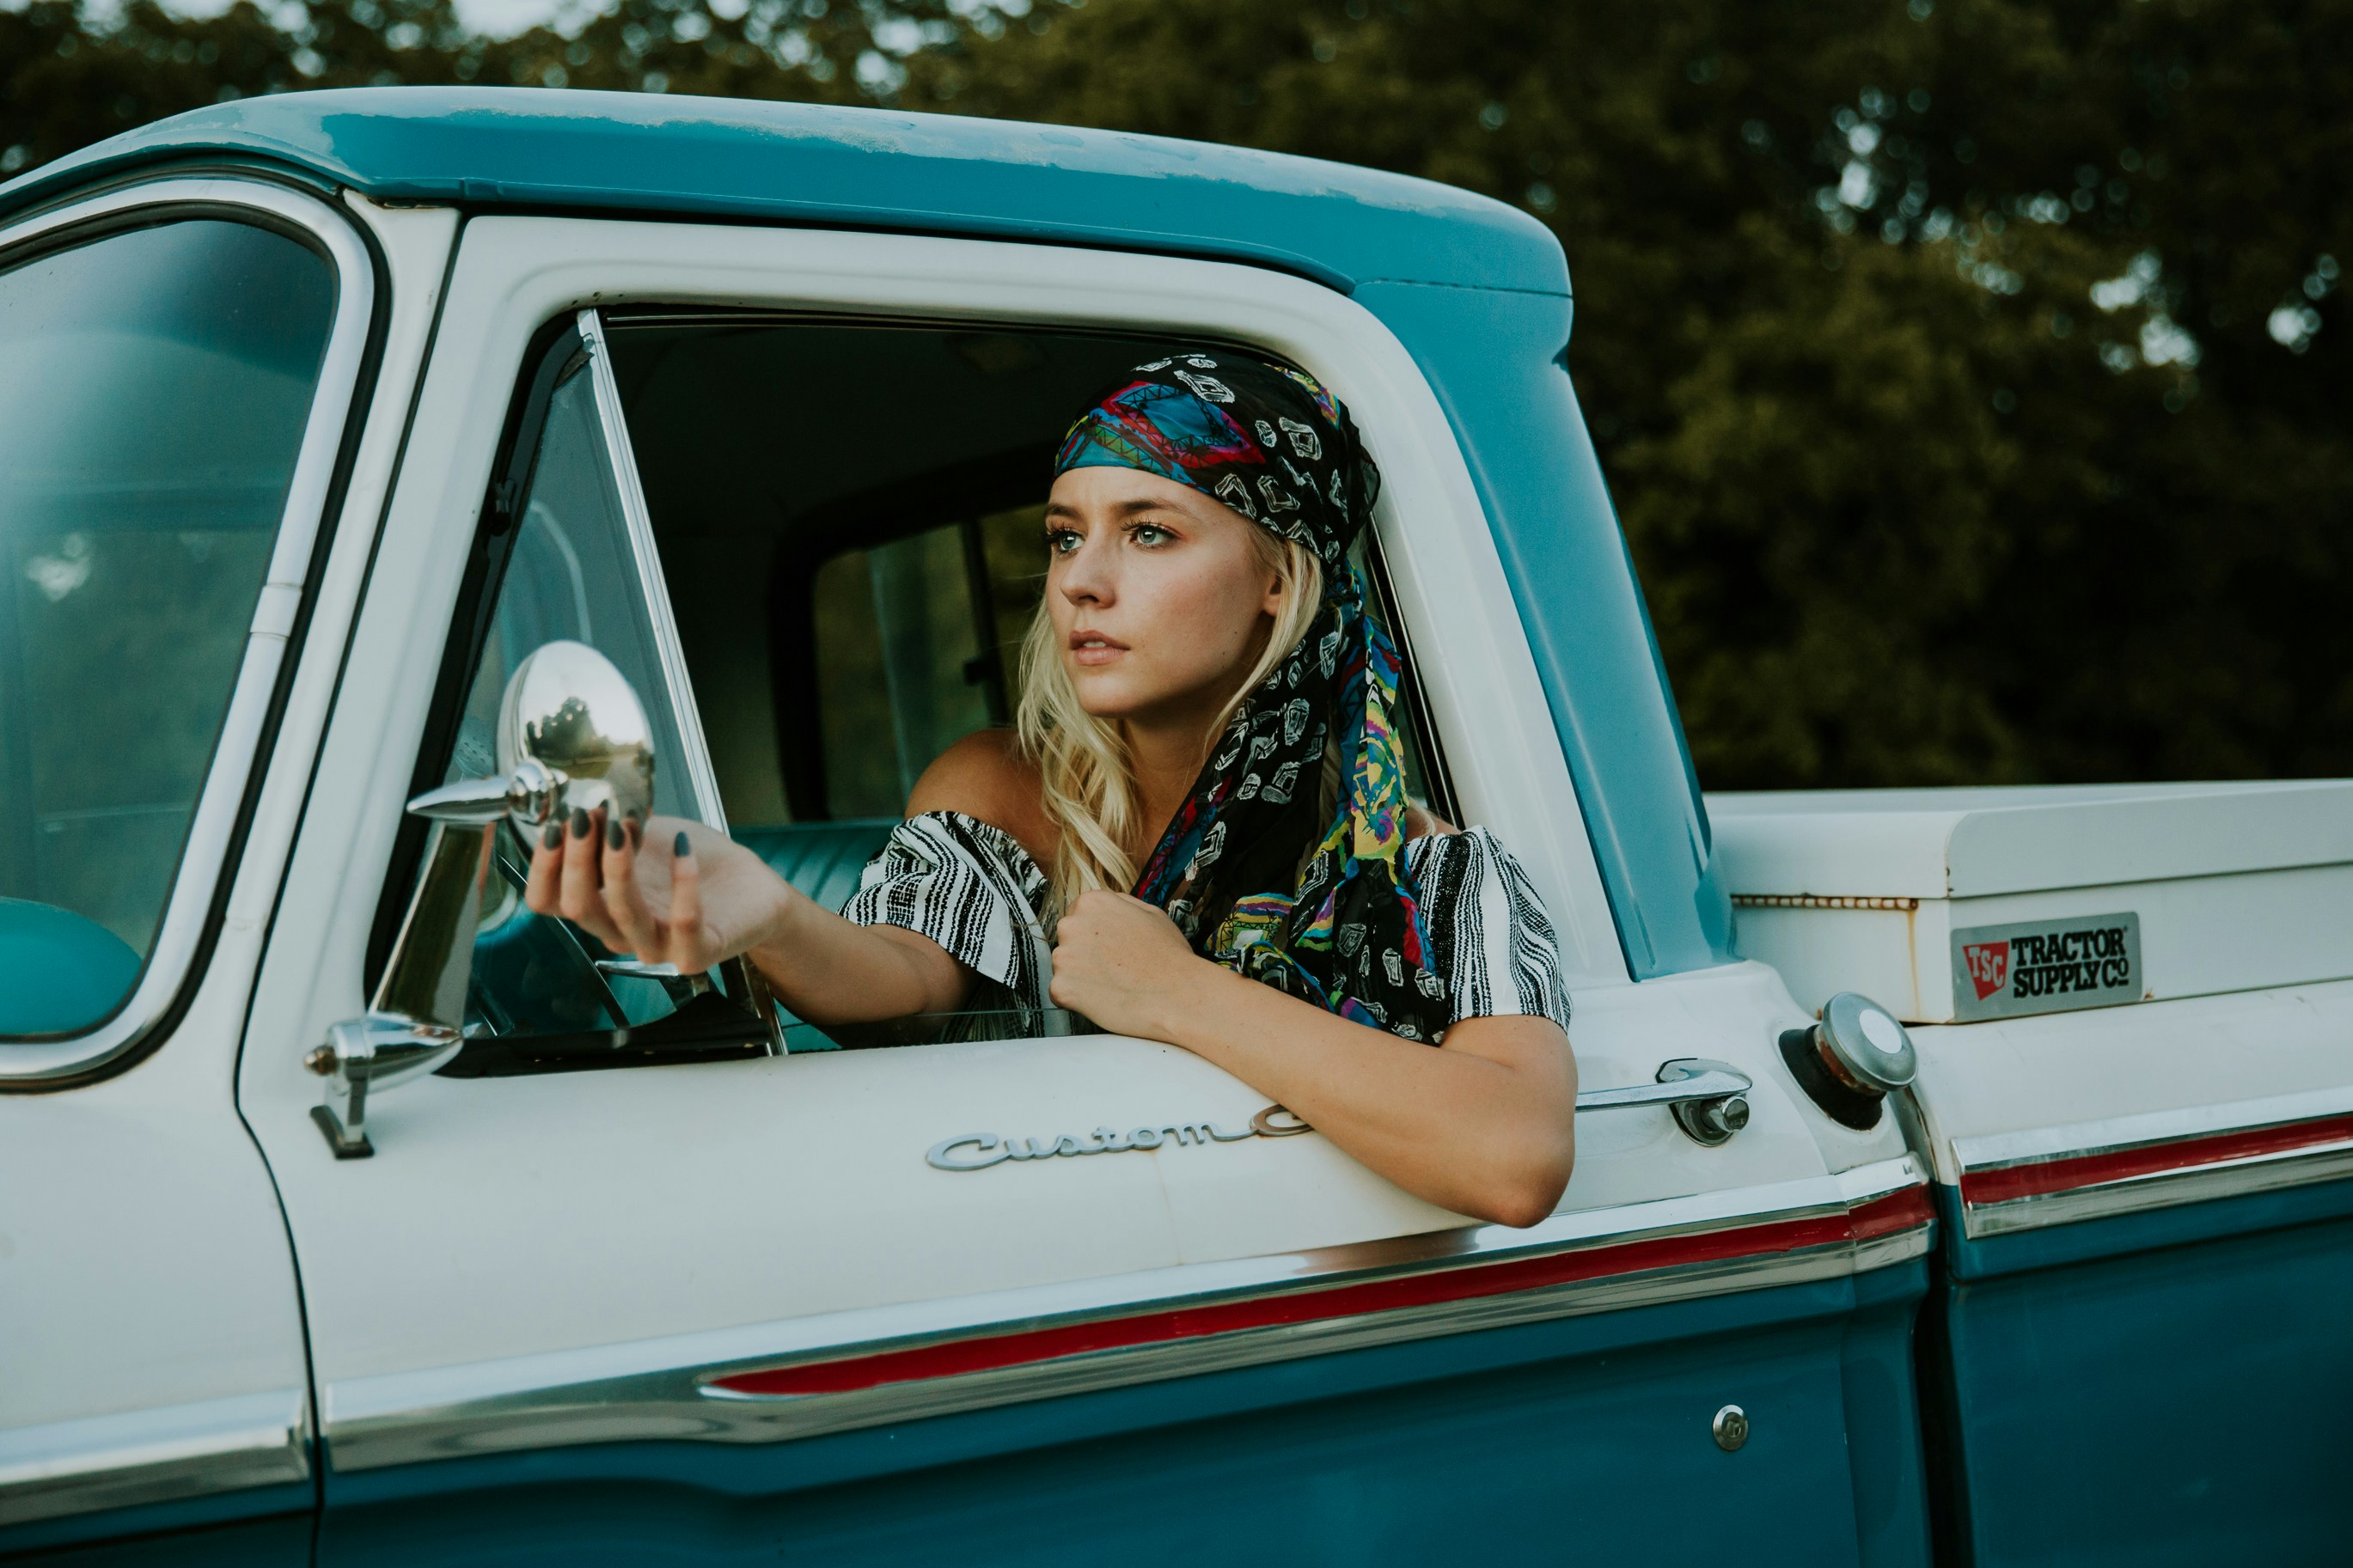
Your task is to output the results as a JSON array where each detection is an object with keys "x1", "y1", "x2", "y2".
[{"x1": 1017, "y1": 528, "x2": 1323, "y2": 919}]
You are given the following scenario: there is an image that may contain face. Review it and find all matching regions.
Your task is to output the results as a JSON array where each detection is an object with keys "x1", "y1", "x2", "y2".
[{"x1": 1042, "y1": 465, "x2": 1284, "y2": 733}]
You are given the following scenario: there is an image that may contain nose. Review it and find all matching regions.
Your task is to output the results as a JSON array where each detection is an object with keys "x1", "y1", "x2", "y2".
[{"x1": 1056, "y1": 529, "x2": 1115, "y2": 607}]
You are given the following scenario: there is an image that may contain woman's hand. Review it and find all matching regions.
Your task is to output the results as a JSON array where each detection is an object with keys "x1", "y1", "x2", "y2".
[
  {"x1": 1047, "y1": 888, "x2": 1207, "y2": 1036},
  {"x1": 1052, "y1": 887, "x2": 1576, "y2": 1228},
  {"x1": 523, "y1": 808, "x2": 791, "y2": 972}
]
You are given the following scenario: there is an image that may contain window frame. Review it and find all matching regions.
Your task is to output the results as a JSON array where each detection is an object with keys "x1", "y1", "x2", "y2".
[
  {"x1": 0, "y1": 178, "x2": 380, "y2": 1083},
  {"x1": 373, "y1": 307, "x2": 780, "y2": 1068},
  {"x1": 306, "y1": 214, "x2": 1623, "y2": 1105}
]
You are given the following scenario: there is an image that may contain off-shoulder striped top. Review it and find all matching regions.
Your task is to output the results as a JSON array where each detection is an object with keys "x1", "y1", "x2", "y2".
[{"x1": 841, "y1": 810, "x2": 1571, "y2": 1040}]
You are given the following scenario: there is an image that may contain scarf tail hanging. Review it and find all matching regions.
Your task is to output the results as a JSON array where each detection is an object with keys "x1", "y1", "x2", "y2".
[{"x1": 1059, "y1": 351, "x2": 1445, "y2": 1041}]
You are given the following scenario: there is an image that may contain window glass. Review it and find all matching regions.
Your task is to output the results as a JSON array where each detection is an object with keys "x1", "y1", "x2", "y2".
[
  {"x1": 447, "y1": 349, "x2": 723, "y2": 1042},
  {"x1": 447, "y1": 363, "x2": 700, "y2": 821},
  {"x1": 0, "y1": 218, "x2": 336, "y2": 1035}
]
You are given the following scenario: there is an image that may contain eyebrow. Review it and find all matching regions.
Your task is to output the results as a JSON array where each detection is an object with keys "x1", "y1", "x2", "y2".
[{"x1": 1042, "y1": 497, "x2": 1183, "y2": 523}]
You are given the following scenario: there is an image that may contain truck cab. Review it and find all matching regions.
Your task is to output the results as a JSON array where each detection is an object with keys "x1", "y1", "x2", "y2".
[{"x1": 1, "y1": 88, "x2": 2347, "y2": 1566}]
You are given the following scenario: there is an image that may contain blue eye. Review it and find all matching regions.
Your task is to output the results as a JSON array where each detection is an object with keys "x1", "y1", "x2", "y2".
[
  {"x1": 1131, "y1": 523, "x2": 1172, "y2": 546},
  {"x1": 1045, "y1": 528, "x2": 1080, "y2": 555}
]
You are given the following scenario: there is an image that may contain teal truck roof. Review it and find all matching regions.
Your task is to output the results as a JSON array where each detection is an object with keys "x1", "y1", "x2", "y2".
[{"x1": 0, "y1": 87, "x2": 1568, "y2": 296}]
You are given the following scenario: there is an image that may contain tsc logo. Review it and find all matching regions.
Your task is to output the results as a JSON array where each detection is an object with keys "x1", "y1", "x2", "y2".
[{"x1": 1963, "y1": 940, "x2": 2011, "y2": 1000}]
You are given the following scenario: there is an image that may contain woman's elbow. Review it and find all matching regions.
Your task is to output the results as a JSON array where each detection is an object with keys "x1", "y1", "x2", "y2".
[{"x1": 1470, "y1": 1133, "x2": 1575, "y2": 1229}]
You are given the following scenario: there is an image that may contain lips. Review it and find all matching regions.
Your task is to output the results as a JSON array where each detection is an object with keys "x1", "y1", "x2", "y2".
[{"x1": 1069, "y1": 629, "x2": 1128, "y2": 668}]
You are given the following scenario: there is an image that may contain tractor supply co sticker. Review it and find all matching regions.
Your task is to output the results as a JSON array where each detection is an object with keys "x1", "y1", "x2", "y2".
[{"x1": 1950, "y1": 912, "x2": 2142, "y2": 1022}]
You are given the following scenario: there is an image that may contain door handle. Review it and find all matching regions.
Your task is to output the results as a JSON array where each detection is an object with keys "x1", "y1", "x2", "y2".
[{"x1": 1576, "y1": 1059, "x2": 1752, "y2": 1147}]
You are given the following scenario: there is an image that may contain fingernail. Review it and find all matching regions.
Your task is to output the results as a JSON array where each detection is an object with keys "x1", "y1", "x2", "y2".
[
  {"x1": 607, "y1": 819, "x2": 626, "y2": 851},
  {"x1": 570, "y1": 808, "x2": 590, "y2": 839},
  {"x1": 674, "y1": 831, "x2": 692, "y2": 857},
  {"x1": 541, "y1": 821, "x2": 563, "y2": 851}
]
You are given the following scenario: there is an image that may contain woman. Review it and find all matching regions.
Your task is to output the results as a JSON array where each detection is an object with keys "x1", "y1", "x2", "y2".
[{"x1": 526, "y1": 351, "x2": 1577, "y2": 1227}]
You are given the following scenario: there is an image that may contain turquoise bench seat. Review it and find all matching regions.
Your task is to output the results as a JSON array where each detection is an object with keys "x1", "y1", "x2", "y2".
[{"x1": 731, "y1": 819, "x2": 901, "y2": 918}]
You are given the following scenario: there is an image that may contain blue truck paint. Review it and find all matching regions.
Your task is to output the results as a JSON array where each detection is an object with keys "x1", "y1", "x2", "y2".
[
  {"x1": 0, "y1": 1484, "x2": 313, "y2": 1562},
  {"x1": 316, "y1": 1267, "x2": 1928, "y2": 1567},
  {"x1": 1936, "y1": 1172, "x2": 2353, "y2": 1284},
  {"x1": 1356, "y1": 280, "x2": 1733, "y2": 974},
  {"x1": 0, "y1": 88, "x2": 1733, "y2": 980},
  {"x1": 1930, "y1": 1207, "x2": 2353, "y2": 1566},
  {"x1": 0, "y1": 88, "x2": 1563, "y2": 296}
]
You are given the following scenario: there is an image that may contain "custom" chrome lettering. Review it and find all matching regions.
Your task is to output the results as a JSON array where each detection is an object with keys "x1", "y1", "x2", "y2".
[{"x1": 926, "y1": 1105, "x2": 1312, "y2": 1172}]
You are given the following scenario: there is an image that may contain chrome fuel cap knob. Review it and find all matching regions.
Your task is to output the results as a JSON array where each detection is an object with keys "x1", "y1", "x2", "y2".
[{"x1": 1818, "y1": 991, "x2": 1918, "y2": 1093}]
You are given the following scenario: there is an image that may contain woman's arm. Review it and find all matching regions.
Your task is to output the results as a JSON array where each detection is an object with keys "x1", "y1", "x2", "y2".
[
  {"x1": 522, "y1": 732, "x2": 1051, "y2": 1022},
  {"x1": 522, "y1": 810, "x2": 969, "y2": 1025},
  {"x1": 1047, "y1": 889, "x2": 1577, "y2": 1227}
]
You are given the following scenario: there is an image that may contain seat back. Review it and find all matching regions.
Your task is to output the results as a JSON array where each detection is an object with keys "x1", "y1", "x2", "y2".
[{"x1": 732, "y1": 820, "x2": 901, "y2": 917}]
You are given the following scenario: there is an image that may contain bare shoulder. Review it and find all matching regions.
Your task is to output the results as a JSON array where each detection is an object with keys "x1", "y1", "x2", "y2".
[{"x1": 906, "y1": 729, "x2": 1057, "y2": 869}]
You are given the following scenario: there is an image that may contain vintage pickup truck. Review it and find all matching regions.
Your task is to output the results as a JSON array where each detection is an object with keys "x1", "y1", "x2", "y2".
[{"x1": 2, "y1": 88, "x2": 2348, "y2": 1567}]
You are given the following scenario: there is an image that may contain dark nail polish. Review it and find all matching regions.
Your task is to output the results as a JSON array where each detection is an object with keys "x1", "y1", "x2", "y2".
[
  {"x1": 541, "y1": 821, "x2": 563, "y2": 851},
  {"x1": 607, "y1": 820, "x2": 625, "y2": 851},
  {"x1": 674, "y1": 831, "x2": 692, "y2": 858},
  {"x1": 570, "y1": 808, "x2": 590, "y2": 839}
]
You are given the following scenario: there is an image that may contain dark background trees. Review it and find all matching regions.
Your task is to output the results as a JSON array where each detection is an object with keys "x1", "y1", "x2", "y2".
[{"x1": 8, "y1": 0, "x2": 2348, "y2": 790}]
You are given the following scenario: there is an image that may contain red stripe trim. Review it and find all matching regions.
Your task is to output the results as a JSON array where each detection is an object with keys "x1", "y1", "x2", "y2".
[
  {"x1": 1960, "y1": 1113, "x2": 2353, "y2": 1209},
  {"x1": 1849, "y1": 1184, "x2": 1936, "y2": 1241},
  {"x1": 709, "y1": 1192, "x2": 1928, "y2": 1400}
]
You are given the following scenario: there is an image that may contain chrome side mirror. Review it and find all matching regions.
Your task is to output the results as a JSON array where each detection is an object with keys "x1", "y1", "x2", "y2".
[
  {"x1": 308, "y1": 642, "x2": 661, "y2": 1157},
  {"x1": 407, "y1": 639, "x2": 657, "y2": 835}
]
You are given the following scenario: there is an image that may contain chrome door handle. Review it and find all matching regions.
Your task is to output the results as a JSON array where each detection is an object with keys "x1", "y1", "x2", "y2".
[{"x1": 1576, "y1": 1059, "x2": 1752, "y2": 1147}]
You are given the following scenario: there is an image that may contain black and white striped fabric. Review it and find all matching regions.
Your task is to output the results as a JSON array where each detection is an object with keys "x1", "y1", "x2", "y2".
[{"x1": 843, "y1": 811, "x2": 1571, "y2": 1037}]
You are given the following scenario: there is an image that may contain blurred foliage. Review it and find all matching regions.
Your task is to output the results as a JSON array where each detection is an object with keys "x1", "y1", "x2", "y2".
[{"x1": 5, "y1": 0, "x2": 2350, "y2": 788}]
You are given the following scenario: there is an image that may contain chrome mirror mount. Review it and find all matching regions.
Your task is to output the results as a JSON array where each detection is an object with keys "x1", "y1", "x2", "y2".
[
  {"x1": 309, "y1": 642, "x2": 665, "y2": 1157},
  {"x1": 306, "y1": 817, "x2": 494, "y2": 1157}
]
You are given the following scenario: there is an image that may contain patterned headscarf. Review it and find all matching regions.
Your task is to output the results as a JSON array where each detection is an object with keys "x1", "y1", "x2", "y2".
[{"x1": 1054, "y1": 351, "x2": 1447, "y2": 1041}]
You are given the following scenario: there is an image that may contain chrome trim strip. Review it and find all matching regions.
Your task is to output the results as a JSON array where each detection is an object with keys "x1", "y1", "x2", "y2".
[
  {"x1": 0, "y1": 178, "x2": 377, "y2": 1082},
  {"x1": 574, "y1": 307, "x2": 728, "y2": 832},
  {"x1": 0, "y1": 1388, "x2": 309, "y2": 1528},
  {"x1": 322, "y1": 1157, "x2": 1929, "y2": 1472},
  {"x1": 1952, "y1": 1085, "x2": 2353, "y2": 1239},
  {"x1": 1961, "y1": 1139, "x2": 2353, "y2": 1240}
]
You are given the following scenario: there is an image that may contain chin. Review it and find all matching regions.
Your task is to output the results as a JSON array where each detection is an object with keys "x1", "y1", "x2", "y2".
[{"x1": 1070, "y1": 680, "x2": 1146, "y2": 722}]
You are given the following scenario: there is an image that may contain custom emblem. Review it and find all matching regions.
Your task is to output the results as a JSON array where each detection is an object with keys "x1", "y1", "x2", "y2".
[
  {"x1": 927, "y1": 1105, "x2": 1313, "y2": 1171},
  {"x1": 1950, "y1": 913, "x2": 2142, "y2": 1022}
]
